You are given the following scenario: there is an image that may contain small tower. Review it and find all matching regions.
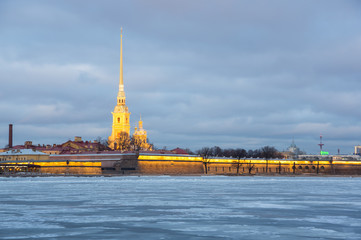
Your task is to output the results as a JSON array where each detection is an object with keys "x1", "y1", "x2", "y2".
[
  {"x1": 318, "y1": 134, "x2": 324, "y2": 154},
  {"x1": 108, "y1": 28, "x2": 131, "y2": 150},
  {"x1": 132, "y1": 115, "x2": 152, "y2": 151}
]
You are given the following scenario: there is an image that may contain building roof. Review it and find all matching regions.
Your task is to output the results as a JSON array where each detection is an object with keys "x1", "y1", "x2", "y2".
[
  {"x1": 171, "y1": 148, "x2": 189, "y2": 155},
  {"x1": 0, "y1": 149, "x2": 48, "y2": 156}
]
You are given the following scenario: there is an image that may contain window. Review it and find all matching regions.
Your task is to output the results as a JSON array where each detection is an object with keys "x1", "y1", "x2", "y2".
[
  {"x1": 305, "y1": 166, "x2": 309, "y2": 169},
  {"x1": 121, "y1": 168, "x2": 136, "y2": 170},
  {"x1": 298, "y1": 166, "x2": 302, "y2": 169},
  {"x1": 312, "y1": 166, "x2": 316, "y2": 170},
  {"x1": 117, "y1": 118, "x2": 120, "y2": 123},
  {"x1": 320, "y1": 166, "x2": 325, "y2": 170}
]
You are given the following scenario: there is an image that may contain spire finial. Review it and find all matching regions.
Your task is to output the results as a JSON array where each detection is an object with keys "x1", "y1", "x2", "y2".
[{"x1": 138, "y1": 114, "x2": 143, "y2": 129}]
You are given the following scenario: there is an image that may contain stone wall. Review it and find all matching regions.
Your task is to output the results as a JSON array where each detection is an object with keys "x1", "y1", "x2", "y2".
[
  {"x1": 138, "y1": 160, "x2": 204, "y2": 175},
  {"x1": 204, "y1": 159, "x2": 361, "y2": 175},
  {"x1": 9, "y1": 153, "x2": 361, "y2": 176}
]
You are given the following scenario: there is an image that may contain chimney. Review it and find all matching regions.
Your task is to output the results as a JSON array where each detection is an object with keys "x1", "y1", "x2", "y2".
[{"x1": 9, "y1": 124, "x2": 13, "y2": 149}]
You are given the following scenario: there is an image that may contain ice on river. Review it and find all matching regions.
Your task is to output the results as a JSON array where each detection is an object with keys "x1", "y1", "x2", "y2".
[{"x1": 0, "y1": 176, "x2": 360, "y2": 240}]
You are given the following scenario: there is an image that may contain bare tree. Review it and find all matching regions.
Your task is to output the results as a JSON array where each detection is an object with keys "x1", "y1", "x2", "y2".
[
  {"x1": 232, "y1": 159, "x2": 243, "y2": 175},
  {"x1": 261, "y1": 146, "x2": 279, "y2": 173},
  {"x1": 184, "y1": 148, "x2": 194, "y2": 155},
  {"x1": 211, "y1": 146, "x2": 223, "y2": 157},
  {"x1": 197, "y1": 147, "x2": 212, "y2": 174},
  {"x1": 232, "y1": 148, "x2": 246, "y2": 175},
  {"x1": 247, "y1": 160, "x2": 255, "y2": 174},
  {"x1": 130, "y1": 136, "x2": 142, "y2": 151},
  {"x1": 95, "y1": 136, "x2": 110, "y2": 151},
  {"x1": 114, "y1": 132, "x2": 131, "y2": 151}
]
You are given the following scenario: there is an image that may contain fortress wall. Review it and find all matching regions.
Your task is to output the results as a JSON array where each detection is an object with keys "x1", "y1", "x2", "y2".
[
  {"x1": 37, "y1": 161, "x2": 102, "y2": 175},
  {"x1": 49, "y1": 153, "x2": 137, "y2": 161},
  {"x1": 41, "y1": 166, "x2": 101, "y2": 175},
  {"x1": 48, "y1": 154, "x2": 138, "y2": 175},
  {"x1": 138, "y1": 160, "x2": 204, "y2": 175},
  {"x1": 6, "y1": 154, "x2": 361, "y2": 175},
  {"x1": 331, "y1": 162, "x2": 361, "y2": 175},
  {"x1": 204, "y1": 159, "x2": 361, "y2": 175},
  {"x1": 206, "y1": 162, "x2": 293, "y2": 175}
]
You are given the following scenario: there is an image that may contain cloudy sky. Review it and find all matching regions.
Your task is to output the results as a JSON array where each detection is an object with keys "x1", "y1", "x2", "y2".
[{"x1": 1, "y1": 0, "x2": 361, "y2": 154}]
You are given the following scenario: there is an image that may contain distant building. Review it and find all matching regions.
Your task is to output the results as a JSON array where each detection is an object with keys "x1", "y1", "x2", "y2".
[
  {"x1": 355, "y1": 146, "x2": 361, "y2": 155},
  {"x1": 282, "y1": 139, "x2": 304, "y2": 159},
  {"x1": 60, "y1": 136, "x2": 104, "y2": 153},
  {"x1": 298, "y1": 154, "x2": 360, "y2": 161},
  {"x1": 171, "y1": 148, "x2": 190, "y2": 155},
  {"x1": 0, "y1": 149, "x2": 49, "y2": 161},
  {"x1": 3, "y1": 136, "x2": 108, "y2": 155}
]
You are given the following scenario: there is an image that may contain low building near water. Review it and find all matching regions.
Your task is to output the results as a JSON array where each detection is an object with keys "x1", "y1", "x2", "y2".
[
  {"x1": 0, "y1": 149, "x2": 49, "y2": 161},
  {"x1": 0, "y1": 149, "x2": 49, "y2": 174}
]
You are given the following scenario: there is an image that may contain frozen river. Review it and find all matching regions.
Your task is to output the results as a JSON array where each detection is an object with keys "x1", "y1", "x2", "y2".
[{"x1": 0, "y1": 176, "x2": 360, "y2": 240}]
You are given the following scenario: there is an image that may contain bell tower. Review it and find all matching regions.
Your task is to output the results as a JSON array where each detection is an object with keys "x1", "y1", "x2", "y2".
[{"x1": 108, "y1": 28, "x2": 131, "y2": 149}]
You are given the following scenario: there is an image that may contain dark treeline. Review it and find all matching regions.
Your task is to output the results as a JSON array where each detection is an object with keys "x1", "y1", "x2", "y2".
[{"x1": 195, "y1": 146, "x2": 284, "y2": 159}]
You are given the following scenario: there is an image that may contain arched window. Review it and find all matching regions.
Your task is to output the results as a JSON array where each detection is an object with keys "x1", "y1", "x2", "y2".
[
  {"x1": 298, "y1": 166, "x2": 302, "y2": 169},
  {"x1": 117, "y1": 117, "x2": 120, "y2": 123}
]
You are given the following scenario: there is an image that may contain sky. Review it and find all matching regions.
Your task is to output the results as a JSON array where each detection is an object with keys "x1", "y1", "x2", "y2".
[{"x1": 1, "y1": 0, "x2": 361, "y2": 154}]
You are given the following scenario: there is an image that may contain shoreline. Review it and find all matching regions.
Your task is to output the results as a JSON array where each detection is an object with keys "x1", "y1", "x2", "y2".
[{"x1": 1, "y1": 173, "x2": 361, "y2": 178}]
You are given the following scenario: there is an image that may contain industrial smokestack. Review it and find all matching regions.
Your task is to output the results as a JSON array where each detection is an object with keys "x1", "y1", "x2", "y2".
[{"x1": 9, "y1": 124, "x2": 13, "y2": 149}]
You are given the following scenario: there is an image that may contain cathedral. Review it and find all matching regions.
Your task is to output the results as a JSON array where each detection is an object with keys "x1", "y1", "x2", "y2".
[{"x1": 108, "y1": 30, "x2": 152, "y2": 151}]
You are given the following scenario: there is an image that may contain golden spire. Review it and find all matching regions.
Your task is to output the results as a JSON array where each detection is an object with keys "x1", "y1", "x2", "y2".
[
  {"x1": 117, "y1": 27, "x2": 125, "y2": 105},
  {"x1": 119, "y1": 27, "x2": 124, "y2": 92},
  {"x1": 139, "y1": 114, "x2": 143, "y2": 129}
]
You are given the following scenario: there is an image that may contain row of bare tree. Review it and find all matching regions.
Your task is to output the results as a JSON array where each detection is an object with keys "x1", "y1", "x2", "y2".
[
  {"x1": 195, "y1": 146, "x2": 283, "y2": 159},
  {"x1": 195, "y1": 146, "x2": 283, "y2": 175},
  {"x1": 96, "y1": 134, "x2": 154, "y2": 151}
]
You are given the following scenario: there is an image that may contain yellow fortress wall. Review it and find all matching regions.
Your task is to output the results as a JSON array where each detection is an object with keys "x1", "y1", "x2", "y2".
[{"x1": 2, "y1": 152, "x2": 361, "y2": 175}]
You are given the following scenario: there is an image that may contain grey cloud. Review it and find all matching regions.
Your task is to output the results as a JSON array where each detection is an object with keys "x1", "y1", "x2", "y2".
[{"x1": 1, "y1": 0, "x2": 361, "y2": 154}]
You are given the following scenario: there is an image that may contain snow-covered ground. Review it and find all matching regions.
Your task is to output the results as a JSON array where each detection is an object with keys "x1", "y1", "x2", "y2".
[{"x1": 0, "y1": 176, "x2": 360, "y2": 240}]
